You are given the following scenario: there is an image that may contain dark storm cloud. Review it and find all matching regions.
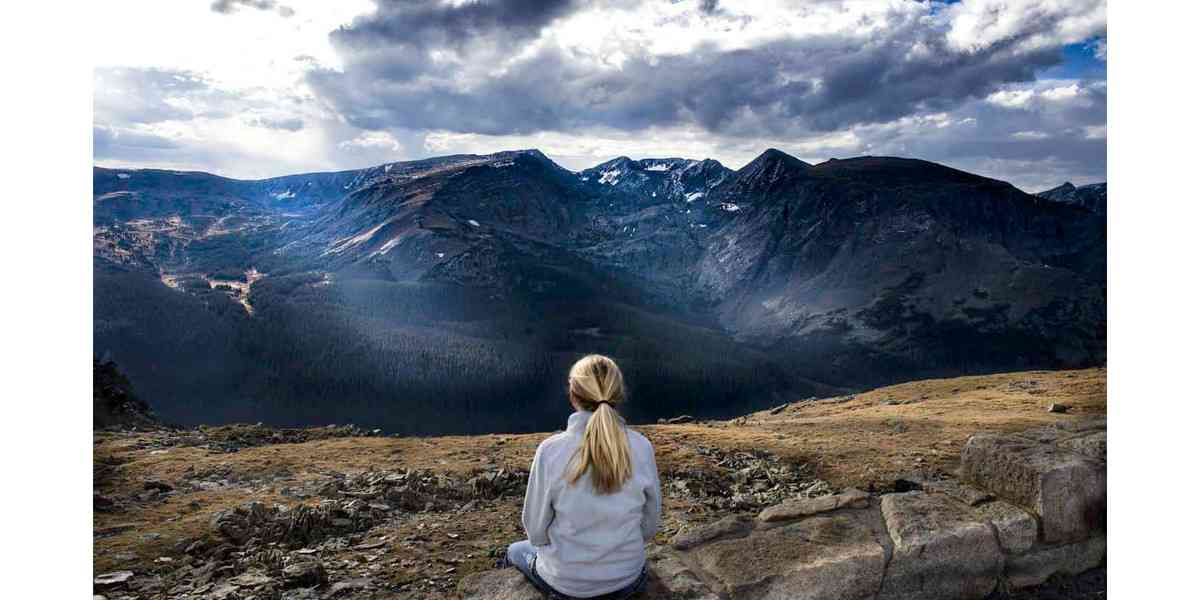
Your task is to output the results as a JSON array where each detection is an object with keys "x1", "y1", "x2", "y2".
[
  {"x1": 211, "y1": 0, "x2": 294, "y2": 18},
  {"x1": 309, "y1": 14, "x2": 1064, "y2": 138},
  {"x1": 331, "y1": 0, "x2": 581, "y2": 52}
]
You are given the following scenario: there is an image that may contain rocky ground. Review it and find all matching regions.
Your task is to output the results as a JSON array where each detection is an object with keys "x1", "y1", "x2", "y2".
[{"x1": 94, "y1": 368, "x2": 1106, "y2": 599}]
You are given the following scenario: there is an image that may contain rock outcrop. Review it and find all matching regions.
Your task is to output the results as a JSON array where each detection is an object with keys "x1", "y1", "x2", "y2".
[{"x1": 460, "y1": 420, "x2": 1107, "y2": 600}]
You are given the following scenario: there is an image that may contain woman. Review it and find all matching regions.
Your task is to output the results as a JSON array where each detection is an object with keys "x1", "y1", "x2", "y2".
[{"x1": 505, "y1": 354, "x2": 662, "y2": 599}]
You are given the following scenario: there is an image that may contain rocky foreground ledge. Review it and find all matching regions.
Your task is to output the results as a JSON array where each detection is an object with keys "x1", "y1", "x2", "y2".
[{"x1": 461, "y1": 418, "x2": 1106, "y2": 600}]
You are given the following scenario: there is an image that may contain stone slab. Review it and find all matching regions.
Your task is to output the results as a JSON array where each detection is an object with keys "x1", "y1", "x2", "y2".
[
  {"x1": 961, "y1": 432, "x2": 1105, "y2": 543},
  {"x1": 878, "y1": 491, "x2": 1002, "y2": 600},
  {"x1": 458, "y1": 569, "x2": 543, "y2": 600},
  {"x1": 690, "y1": 509, "x2": 887, "y2": 599},
  {"x1": 974, "y1": 499, "x2": 1037, "y2": 554},
  {"x1": 1004, "y1": 535, "x2": 1106, "y2": 589},
  {"x1": 757, "y1": 488, "x2": 870, "y2": 522}
]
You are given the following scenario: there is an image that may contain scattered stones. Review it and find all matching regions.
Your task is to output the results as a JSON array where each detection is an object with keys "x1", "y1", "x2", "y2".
[
  {"x1": 665, "y1": 445, "x2": 829, "y2": 511},
  {"x1": 757, "y1": 487, "x2": 870, "y2": 522},
  {"x1": 879, "y1": 491, "x2": 1003, "y2": 600}
]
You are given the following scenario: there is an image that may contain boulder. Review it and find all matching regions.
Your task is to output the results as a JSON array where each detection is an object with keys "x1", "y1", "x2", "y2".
[
  {"x1": 1003, "y1": 535, "x2": 1106, "y2": 589},
  {"x1": 690, "y1": 510, "x2": 887, "y2": 599},
  {"x1": 671, "y1": 514, "x2": 754, "y2": 550},
  {"x1": 757, "y1": 488, "x2": 870, "y2": 522},
  {"x1": 960, "y1": 432, "x2": 1105, "y2": 542},
  {"x1": 879, "y1": 492, "x2": 1002, "y2": 600},
  {"x1": 281, "y1": 560, "x2": 327, "y2": 588},
  {"x1": 457, "y1": 569, "x2": 544, "y2": 600},
  {"x1": 974, "y1": 500, "x2": 1037, "y2": 554}
]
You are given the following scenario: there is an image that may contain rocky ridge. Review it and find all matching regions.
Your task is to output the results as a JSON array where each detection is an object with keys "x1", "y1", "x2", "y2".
[{"x1": 462, "y1": 418, "x2": 1106, "y2": 600}]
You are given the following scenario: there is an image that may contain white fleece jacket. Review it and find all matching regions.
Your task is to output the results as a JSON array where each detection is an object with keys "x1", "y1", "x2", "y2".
[{"x1": 521, "y1": 411, "x2": 662, "y2": 598}]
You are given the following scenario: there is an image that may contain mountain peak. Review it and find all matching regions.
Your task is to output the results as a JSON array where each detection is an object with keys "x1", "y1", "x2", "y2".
[{"x1": 732, "y1": 148, "x2": 811, "y2": 190}]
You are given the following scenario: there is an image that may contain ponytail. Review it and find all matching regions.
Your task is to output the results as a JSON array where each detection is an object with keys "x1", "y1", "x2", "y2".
[{"x1": 565, "y1": 355, "x2": 633, "y2": 494}]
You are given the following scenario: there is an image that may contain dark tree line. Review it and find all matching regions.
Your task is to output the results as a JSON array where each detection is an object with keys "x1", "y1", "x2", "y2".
[{"x1": 95, "y1": 267, "x2": 825, "y2": 435}]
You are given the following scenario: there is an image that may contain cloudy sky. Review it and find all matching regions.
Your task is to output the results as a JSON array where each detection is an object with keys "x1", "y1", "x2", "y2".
[{"x1": 93, "y1": 0, "x2": 1106, "y2": 191}]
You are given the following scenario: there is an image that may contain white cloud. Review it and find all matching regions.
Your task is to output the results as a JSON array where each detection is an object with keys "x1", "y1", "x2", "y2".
[
  {"x1": 339, "y1": 131, "x2": 402, "y2": 152},
  {"x1": 944, "y1": 0, "x2": 1107, "y2": 54},
  {"x1": 987, "y1": 89, "x2": 1036, "y2": 109}
]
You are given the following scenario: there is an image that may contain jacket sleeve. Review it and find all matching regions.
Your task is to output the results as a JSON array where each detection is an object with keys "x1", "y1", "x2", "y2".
[
  {"x1": 641, "y1": 444, "x2": 662, "y2": 542},
  {"x1": 522, "y1": 442, "x2": 555, "y2": 547}
]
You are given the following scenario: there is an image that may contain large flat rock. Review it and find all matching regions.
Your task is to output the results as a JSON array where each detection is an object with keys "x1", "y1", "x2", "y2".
[
  {"x1": 458, "y1": 568, "x2": 543, "y2": 600},
  {"x1": 879, "y1": 491, "x2": 1002, "y2": 600},
  {"x1": 961, "y1": 432, "x2": 1105, "y2": 542},
  {"x1": 689, "y1": 509, "x2": 887, "y2": 599},
  {"x1": 1004, "y1": 535, "x2": 1106, "y2": 589}
]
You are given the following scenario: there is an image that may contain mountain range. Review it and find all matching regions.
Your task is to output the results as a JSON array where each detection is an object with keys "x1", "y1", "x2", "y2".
[{"x1": 93, "y1": 149, "x2": 1106, "y2": 434}]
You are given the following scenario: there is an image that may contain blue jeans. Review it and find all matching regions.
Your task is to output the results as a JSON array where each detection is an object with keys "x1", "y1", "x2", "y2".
[{"x1": 505, "y1": 540, "x2": 648, "y2": 600}]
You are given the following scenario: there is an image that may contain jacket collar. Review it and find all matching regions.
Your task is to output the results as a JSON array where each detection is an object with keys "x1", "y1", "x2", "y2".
[
  {"x1": 566, "y1": 409, "x2": 627, "y2": 434},
  {"x1": 567, "y1": 410, "x2": 593, "y2": 434}
]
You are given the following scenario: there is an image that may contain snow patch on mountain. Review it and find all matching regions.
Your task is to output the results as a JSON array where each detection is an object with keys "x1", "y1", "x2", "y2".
[{"x1": 599, "y1": 169, "x2": 622, "y2": 185}]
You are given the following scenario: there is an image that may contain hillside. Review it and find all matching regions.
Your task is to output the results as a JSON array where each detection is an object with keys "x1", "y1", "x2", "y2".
[{"x1": 93, "y1": 367, "x2": 1106, "y2": 598}]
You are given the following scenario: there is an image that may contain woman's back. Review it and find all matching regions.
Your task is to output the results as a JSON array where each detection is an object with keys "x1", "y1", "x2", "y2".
[
  {"x1": 522, "y1": 411, "x2": 661, "y2": 596},
  {"x1": 509, "y1": 354, "x2": 662, "y2": 599}
]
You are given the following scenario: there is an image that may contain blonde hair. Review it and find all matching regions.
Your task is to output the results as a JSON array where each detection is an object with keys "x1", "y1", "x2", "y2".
[{"x1": 565, "y1": 354, "x2": 632, "y2": 494}]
